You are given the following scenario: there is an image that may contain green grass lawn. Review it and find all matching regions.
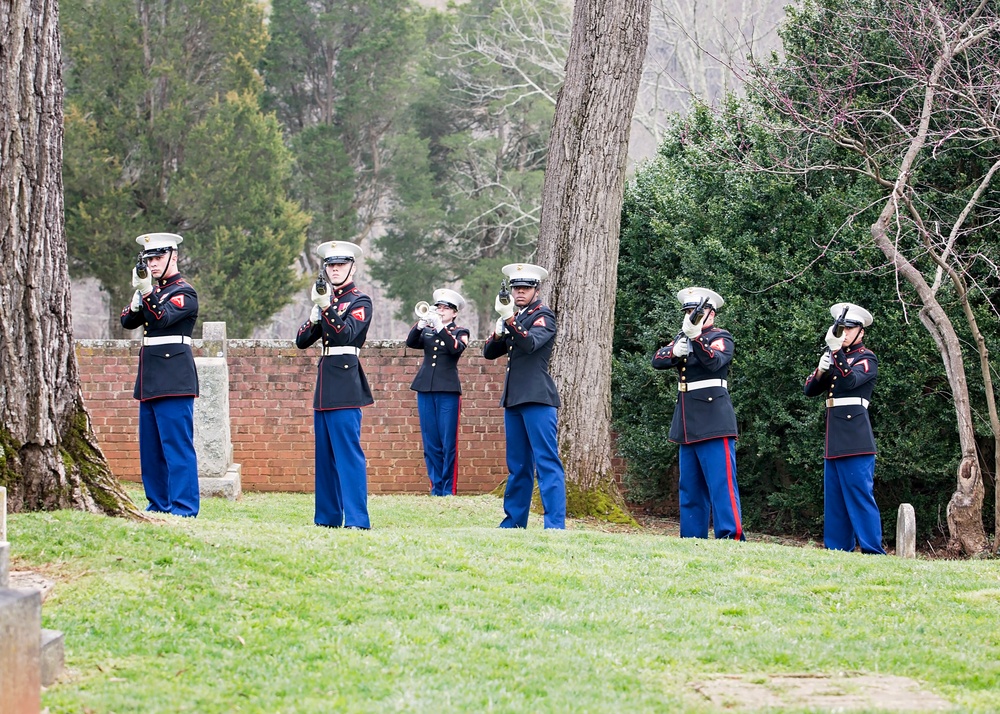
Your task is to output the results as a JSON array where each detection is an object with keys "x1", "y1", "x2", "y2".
[{"x1": 7, "y1": 492, "x2": 1000, "y2": 713}]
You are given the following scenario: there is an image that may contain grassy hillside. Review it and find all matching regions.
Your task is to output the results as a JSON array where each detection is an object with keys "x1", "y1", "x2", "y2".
[{"x1": 8, "y1": 493, "x2": 999, "y2": 712}]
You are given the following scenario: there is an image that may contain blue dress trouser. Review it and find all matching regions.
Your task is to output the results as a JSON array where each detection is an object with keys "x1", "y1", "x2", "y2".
[
  {"x1": 678, "y1": 438, "x2": 743, "y2": 540},
  {"x1": 416, "y1": 392, "x2": 461, "y2": 496},
  {"x1": 314, "y1": 408, "x2": 370, "y2": 528},
  {"x1": 824, "y1": 454, "x2": 885, "y2": 554},
  {"x1": 139, "y1": 397, "x2": 199, "y2": 517},
  {"x1": 499, "y1": 404, "x2": 566, "y2": 529}
]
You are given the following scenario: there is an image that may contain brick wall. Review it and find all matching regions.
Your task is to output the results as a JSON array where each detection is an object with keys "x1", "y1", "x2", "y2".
[{"x1": 76, "y1": 339, "x2": 509, "y2": 494}]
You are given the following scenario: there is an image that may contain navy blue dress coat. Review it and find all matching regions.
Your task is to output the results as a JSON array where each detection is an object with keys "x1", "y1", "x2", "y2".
[
  {"x1": 295, "y1": 281, "x2": 374, "y2": 409},
  {"x1": 803, "y1": 343, "x2": 878, "y2": 458},
  {"x1": 406, "y1": 322, "x2": 470, "y2": 393},
  {"x1": 651, "y1": 326, "x2": 737, "y2": 444},
  {"x1": 482, "y1": 300, "x2": 560, "y2": 408},
  {"x1": 120, "y1": 273, "x2": 199, "y2": 401}
]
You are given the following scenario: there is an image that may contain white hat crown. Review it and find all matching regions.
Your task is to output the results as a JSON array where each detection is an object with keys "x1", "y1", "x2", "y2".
[
  {"x1": 433, "y1": 288, "x2": 465, "y2": 310},
  {"x1": 676, "y1": 286, "x2": 724, "y2": 310},
  {"x1": 830, "y1": 302, "x2": 873, "y2": 327},
  {"x1": 315, "y1": 240, "x2": 363, "y2": 263},
  {"x1": 136, "y1": 232, "x2": 183, "y2": 253},
  {"x1": 502, "y1": 262, "x2": 548, "y2": 285}
]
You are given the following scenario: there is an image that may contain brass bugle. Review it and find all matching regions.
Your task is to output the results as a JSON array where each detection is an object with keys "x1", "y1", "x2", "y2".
[{"x1": 414, "y1": 300, "x2": 434, "y2": 319}]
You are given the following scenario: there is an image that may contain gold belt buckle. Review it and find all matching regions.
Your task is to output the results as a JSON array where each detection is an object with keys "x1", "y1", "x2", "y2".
[
  {"x1": 679, "y1": 383, "x2": 688, "y2": 392},
  {"x1": 826, "y1": 398, "x2": 835, "y2": 408}
]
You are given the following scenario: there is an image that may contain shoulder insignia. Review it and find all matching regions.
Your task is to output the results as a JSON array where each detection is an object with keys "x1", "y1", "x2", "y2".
[
  {"x1": 351, "y1": 306, "x2": 366, "y2": 322},
  {"x1": 710, "y1": 338, "x2": 725, "y2": 351},
  {"x1": 533, "y1": 316, "x2": 547, "y2": 328},
  {"x1": 170, "y1": 295, "x2": 185, "y2": 309}
]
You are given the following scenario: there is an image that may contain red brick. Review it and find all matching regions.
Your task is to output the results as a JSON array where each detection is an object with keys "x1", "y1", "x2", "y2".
[{"x1": 75, "y1": 340, "x2": 613, "y2": 494}]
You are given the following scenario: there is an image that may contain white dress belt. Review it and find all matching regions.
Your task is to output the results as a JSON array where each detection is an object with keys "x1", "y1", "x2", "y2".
[
  {"x1": 142, "y1": 335, "x2": 192, "y2": 346},
  {"x1": 826, "y1": 397, "x2": 869, "y2": 409},
  {"x1": 678, "y1": 378, "x2": 728, "y2": 393},
  {"x1": 323, "y1": 346, "x2": 361, "y2": 357}
]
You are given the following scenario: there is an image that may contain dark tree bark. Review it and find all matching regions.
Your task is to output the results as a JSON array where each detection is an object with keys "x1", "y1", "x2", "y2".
[
  {"x1": 1, "y1": 0, "x2": 141, "y2": 516},
  {"x1": 535, "y1": 0, "x2": 652, "y2": 521}
]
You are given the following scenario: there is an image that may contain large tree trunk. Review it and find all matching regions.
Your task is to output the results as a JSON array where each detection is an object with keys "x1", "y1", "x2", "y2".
[
  {"x1": 1, "y1": 0, "x2": 141, "y2": 516},
  {"x1": 535, "y1": 0, "x2": 651, "y2": 521}
]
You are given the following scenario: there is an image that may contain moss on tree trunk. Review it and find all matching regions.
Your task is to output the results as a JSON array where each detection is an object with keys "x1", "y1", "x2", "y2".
[
  {"x1": 489, "y1": 476, "x2": 638, "y2": 526},
  {"x1": 565, "y1": 478, "x2": 636, "y2": 525}
]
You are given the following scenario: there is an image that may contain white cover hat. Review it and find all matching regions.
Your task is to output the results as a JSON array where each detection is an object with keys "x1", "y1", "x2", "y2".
[
  {"x1": 830, "y1": 302, "x2": 873, "y2": 327},
  {"x1": 315, "y1": 240, "x2": 363, "y2": 264},
  {"x1": 676, "y1": 286, "x2": 724, "y2": 310},
  {"x1": 502, "y1": 262, "x2": 548, "y2": 286},
  {"x1": 433, "y1": 288, "x2": 465, "y2": 311},
  {"x1": 136, "y1": 232, "x2": 183, "y2": 255}
]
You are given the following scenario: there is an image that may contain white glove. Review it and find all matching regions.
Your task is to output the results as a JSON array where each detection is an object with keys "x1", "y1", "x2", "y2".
[
  {"x1": 309, "y1": 305, "x2": 322, "y2": 324},
  {"x1": 311, "y1": 282, "x2": 331, "y2": 310},
  {"x1": 494, "y1": 293, "x2": 515, "y2": 321},
  {"x1": 817, "y1": 351, "x2": 832, "y2": 372},
  {"x1": 130, "y1": 290, "x2": 143, "y2": 312},
  {"x1": 429, "y1": 313, "x2": 443, "y2": 331},
  {"x1": 131, "y1": 267, "x2": 153, "y2": 296},
  {"x1": 494, "y1": 317, "x2": 505, "y2": 337},
  {"x1": 682, "y1": 312, "x2": 704, "y2": 339},
  {"x1": 824, "y1": 325, "x2": 844, "y2": 352},
  {"x1": 417, "y1": 318, "x2": 428, "y2": 329},
  {"x1": 672, "y1": 336, "x2": 690, "y2": 357}
]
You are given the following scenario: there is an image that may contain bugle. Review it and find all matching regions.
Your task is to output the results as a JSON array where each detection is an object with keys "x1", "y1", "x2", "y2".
[{"x1": 414, "y1": 300, "x2": 434, "y2": 319}]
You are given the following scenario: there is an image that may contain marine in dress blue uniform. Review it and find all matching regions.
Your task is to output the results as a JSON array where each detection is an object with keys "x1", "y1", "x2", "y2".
[
  {"x1": 120, "y1": 232, "x2": 200, "y2": 517},
  {"x1": 803, "y1": 303, "x2": 885, "y2": 554},
  {"x1": 482, "y1": 263, "x2": 566, "y2": 529},
  {"x1": 296, "y1": 241, "x2": 374, "y2": 529},
  {"x1": 652, "y1": 287, "x2": 744, "y2": 540},
  {"x1": 406, "y1": 289, "x2": 471, "y2": 496}
]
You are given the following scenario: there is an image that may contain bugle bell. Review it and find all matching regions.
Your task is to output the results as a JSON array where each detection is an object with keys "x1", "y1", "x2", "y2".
[{"x1": 414, "y1": 300, "x2": 434, "y2": 319}]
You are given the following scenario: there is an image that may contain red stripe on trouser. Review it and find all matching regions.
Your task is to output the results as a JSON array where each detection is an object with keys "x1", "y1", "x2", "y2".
[
  {"x1": 724, "y1": 437, "x2": 742, "y2": 540},
  {"x1": 451, "y1": 396, "x2": 461, "y2": 495}
]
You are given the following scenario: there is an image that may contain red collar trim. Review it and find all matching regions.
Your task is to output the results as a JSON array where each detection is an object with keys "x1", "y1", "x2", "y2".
[
  {"x1": 157, "y1": 273, "x2": 185, "y2": 287},
  {"x1": 333, "y1": 282, "x2": 357, "y2": 297}
]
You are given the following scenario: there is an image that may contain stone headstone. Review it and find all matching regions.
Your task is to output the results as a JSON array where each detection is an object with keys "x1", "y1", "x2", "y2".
[
  {"x1": 200, "y1": 320, "x2": 228, "y2": 360},
  {"x1": 0, "y1": 542, "x2": 8, "y2": 589},
  {"x1": 193, "y1": 322, "x2": 241, "y2": 500},
  {"x1": 0, "y1": 589, "x2": 42, "y2": 713},
  {"x1": 193, "y1": 356, "x2": 232, "y2": 477},
  {"x1": 40, "y1": 629, "x2": 65, "y2": 687},
  {"x1": 896, "y1": 503, "x2": 916, "y2": 558}
]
